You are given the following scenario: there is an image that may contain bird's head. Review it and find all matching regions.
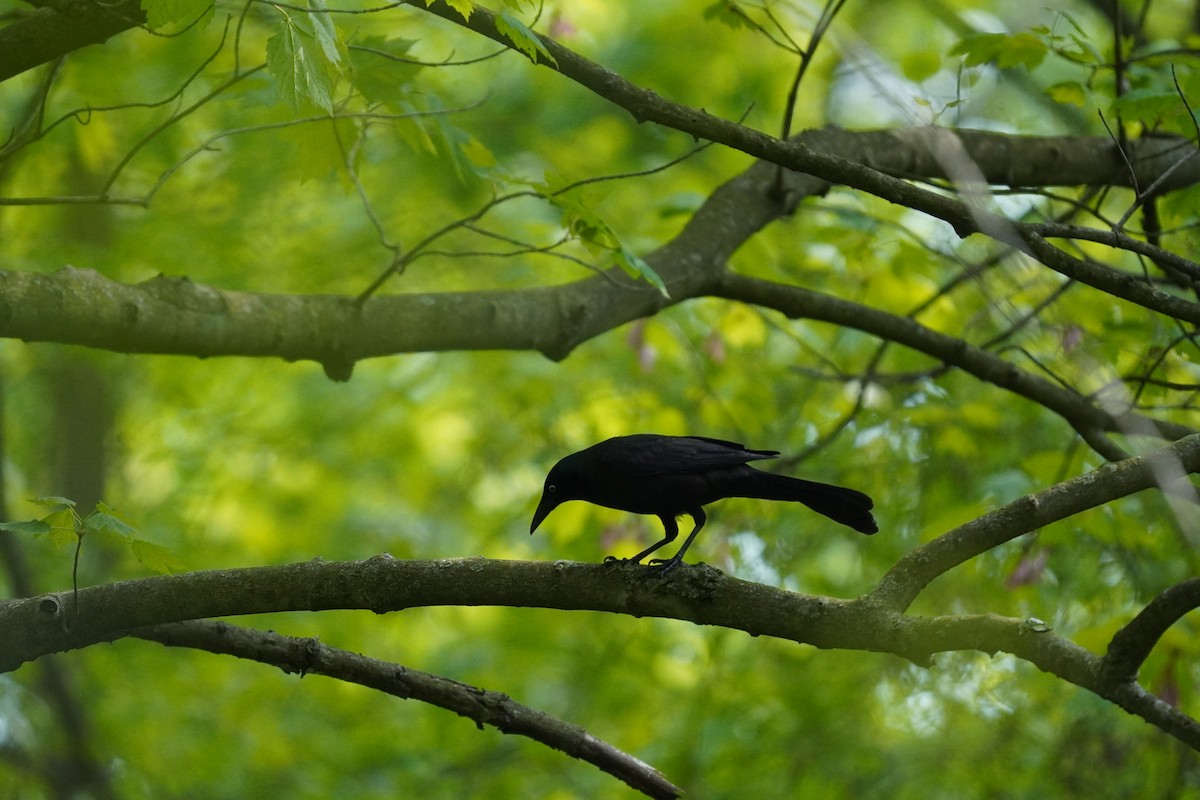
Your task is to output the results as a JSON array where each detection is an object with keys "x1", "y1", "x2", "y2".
[{"x1": 530, "y1": 455, "x2": 585, "y2": 534}]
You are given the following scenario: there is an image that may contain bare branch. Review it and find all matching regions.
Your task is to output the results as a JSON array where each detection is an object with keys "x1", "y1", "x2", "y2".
[
  {"x1": 868, "y1": 433, "x2": 1200, "y2": 611},
  {"x1": 136, "y1": 620, "x2": 682, "y2": 799},
  {"x1": 714, "y1": 272, "x2": 1195, "y2": 444},
  {"x1": 1026, "y1": 221, "x2": 1200, "y2": 283},
  {"x1": 1103, "y1": 578, "x2": 1200, "y2": 683}
]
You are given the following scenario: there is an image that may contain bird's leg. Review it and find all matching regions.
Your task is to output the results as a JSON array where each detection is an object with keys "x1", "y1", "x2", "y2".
[
  {"x1": 648, "y1": 509, "x2": 706, "y2": 574},
  {"x1": 605, "y1": 514, "x2": 679, "y2": 564}
]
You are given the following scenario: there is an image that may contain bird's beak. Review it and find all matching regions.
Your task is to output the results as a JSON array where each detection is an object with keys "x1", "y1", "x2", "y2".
[{"x1": 530, "y1": 493, "x2": 558, "y2": 534}]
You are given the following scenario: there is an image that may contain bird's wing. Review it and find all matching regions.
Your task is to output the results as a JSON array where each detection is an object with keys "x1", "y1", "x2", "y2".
[{"x1": 604, "y1": 435, "x2": 779, "y2": 475}]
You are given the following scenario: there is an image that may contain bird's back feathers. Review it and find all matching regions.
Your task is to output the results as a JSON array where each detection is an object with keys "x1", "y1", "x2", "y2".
[{"x1": 595, "y1": 434, "x2": 778, "y2": 475}]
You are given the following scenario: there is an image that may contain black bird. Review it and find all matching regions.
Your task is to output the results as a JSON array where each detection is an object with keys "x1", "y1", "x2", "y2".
[{"x1": 530, "y1": 434, "x2": 877, "y2": 570}]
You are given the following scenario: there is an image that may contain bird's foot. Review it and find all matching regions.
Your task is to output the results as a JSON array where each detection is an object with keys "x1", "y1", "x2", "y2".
[
  {"x1": 604, "y1": 555, "x2": 683, "y2": 574},
  {"x1": 646, "y1": 557, "x2": 683, "y2": 576}
]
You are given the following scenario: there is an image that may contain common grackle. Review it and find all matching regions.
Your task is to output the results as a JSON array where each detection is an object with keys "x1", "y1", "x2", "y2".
[{"x1": 530, "y1": 434, "x2": 877, "y2": 571}]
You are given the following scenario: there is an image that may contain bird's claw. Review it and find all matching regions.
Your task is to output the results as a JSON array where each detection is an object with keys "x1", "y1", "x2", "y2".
[
  {"x1": 604, "y1": 555, "x2": 676, "y2": 574},
  {"x1": 646, "y1": 557, "x2": 682, "y2": 575}
]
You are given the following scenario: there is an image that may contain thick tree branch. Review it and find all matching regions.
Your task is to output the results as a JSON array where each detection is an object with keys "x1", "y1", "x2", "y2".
[
  {"x1": 136, "y1": 620, "x2": 682, "y2": 799},
  {"x1": 3, "y1": 228, "x2": 1192, "y2": 445},
  {"x1": 3, "y1": 258, "x2": 1193, "y2": 446},
  {"x1": 0, "y1": 265, "x2": 672, "y2": 379},
  {"x1": 0, "y1": 154, "x2": 789, "y2": 379},
  {"x1": 869, "y1": 433, "x2": 1200, "y2": 611},
  {"x1": 2, "y1": 144, "x2": 1191, "y2": 453},
  {"x1": 3, "y1": 556, "x2": 1199, "y2": 750},
  {"x1": 874, "y1": 127, "x2": 1200, "y2": 191}
]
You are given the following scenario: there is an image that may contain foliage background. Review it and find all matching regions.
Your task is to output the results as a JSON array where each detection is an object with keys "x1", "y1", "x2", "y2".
[{"x1": 2, "y1": 0, "x2": 1199, "y2": 796}]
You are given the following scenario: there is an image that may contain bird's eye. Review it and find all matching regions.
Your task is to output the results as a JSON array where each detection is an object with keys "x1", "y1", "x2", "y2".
[{"x1": 548, "y1": 484, "x2": 557, "y2": 494}]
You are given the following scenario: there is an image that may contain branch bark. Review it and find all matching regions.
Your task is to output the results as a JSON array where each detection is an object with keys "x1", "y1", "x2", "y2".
[
  {"x1": 136, "y1": 619, "x2": 682, "y2": 799},
  {"x1": 2, "y1": 254, "x2": 1193, "y2": 446},
  {"x1": 3, "y1": 555, "x2": 1199, "y2": 751}
]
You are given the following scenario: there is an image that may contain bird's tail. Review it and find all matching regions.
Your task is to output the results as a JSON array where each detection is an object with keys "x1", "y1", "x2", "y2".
[{"x1": 735, "y1": 471, "x2": 878, "y2": 534}]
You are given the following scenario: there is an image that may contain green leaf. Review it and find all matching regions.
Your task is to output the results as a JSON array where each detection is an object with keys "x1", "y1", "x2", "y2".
[
  {"x1": 307, "y1": 0, "x2": 346, "y2": 68},
  {"x1": 347, "y1": 37, "x2": 423, "y2": 108},
  {"x1": 560, "y1": 201, "x2": 619, "y2": 252},
  {"x1": 998, "y1": 33, "x2": 1050, "y2": 69},
  {"x1": 425, "y1": 0, "x2": 473, "y2": 20},
  {"x1": 43, "y1": 507, "x2": 80, "y2": 546},
  {"x1": 131, "y1": 539, "x2": 184, "y2": 575},
  {"x1": 495, "y1": 11, "x2": 556, "y2": 65},
  {"x1": 460, "y1": 135, "x2": 497, "y2": 170},
  {"x1": 950, "y1": 33, "x2": 1002, "y2": 66},
  {"x1": 901, "y1": 51, "x2": 943, "y2": 83},
  {"x1": 615, "y1": 247, "x2": 669, "y2": 298},
  {"x1": 82, "y1": 504, "x2": 139, "y2": 541},
  {"x1": 424, "y1": 105, "x2": 481, "y2": 180},
  {"x1": 267, "y1": 14, "x2": 340, "y2": 113},
  {"x1": 267, "y1": 113, "x2": 358, "y2": 184},
  {"x1": 546, "y1": 192, "x2": 668, "y2": 297},
  {"x1": 29, "y1": 496, "x2": 76, "y2": 510},
  {"x1": 951, "y1": 32, "x2": 1048, "y2": 71},
  {"x1": 141, "y1": 0, "x2": 212, "y2": 30},
  {"x1": 702, "y1": 1, "x2": 751, "y2": 29},
  {"x1": 1046, "y1": 81, "x2": 1087, "y2": 107},
  {"x1": 43, "y1": 507, "x2": 78, "y2": 531},
  {"x1": 394, "y1": 100, "x2": 441, "y2": 155},
  {"x1": 1067, "y1": 32, "x2": 1103, "y2": 62},
  {"x1": 0, "y1": 520, "x2": 51, "y2": 535},
  {"x1": 1055, "y1": 9, "x2": 1089, "y2": 40},
  {"x1": 1113, "y1": 89, "x2": 1186, "y2": 123}
]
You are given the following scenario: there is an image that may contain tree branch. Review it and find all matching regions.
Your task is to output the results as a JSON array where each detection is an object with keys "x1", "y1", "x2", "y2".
[
  {"x1": 713, "y1": 272, "x2": 1196, "y2": 444},
  {"x1": 1103, "y1": 577, "x2": 1200, "y2": 683},
  {"x1": 2, "y1": 205, "x2": 1192, "y2": 444},
  {"x1": 4, "y1": 555, "x2": 1200, "y2": 750},
  {"x1": 412, "y1": 3, "x2": 1200, "y2": 195},
  {"x1": 410, "y1": 1, "x2": 1200, "y2": 325},
  {"x1": 868, "y1": 433, "x2": 1200, "y2": 611},
  {"x1": 135, "y1": 619, "x2": 682, "y2": 799}
]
